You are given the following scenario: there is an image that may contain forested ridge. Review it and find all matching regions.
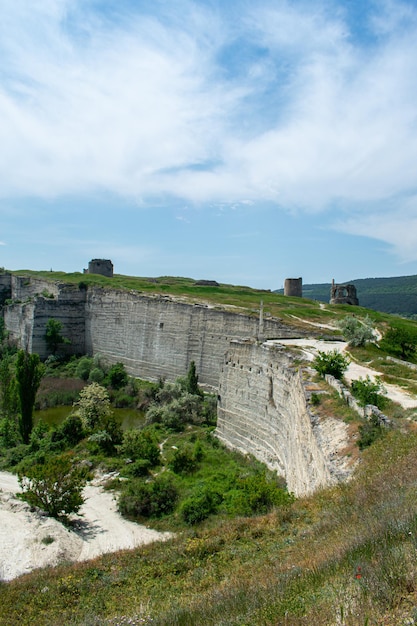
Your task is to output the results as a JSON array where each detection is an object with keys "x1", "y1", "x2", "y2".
[{"x1": 277, "y1": 274, "x2": 417, "y2": 316}]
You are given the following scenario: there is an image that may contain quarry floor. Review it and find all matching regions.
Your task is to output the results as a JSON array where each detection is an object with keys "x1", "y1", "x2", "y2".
[{"x1": 0, "y1": 471, "x2": 171, "y2": 582}]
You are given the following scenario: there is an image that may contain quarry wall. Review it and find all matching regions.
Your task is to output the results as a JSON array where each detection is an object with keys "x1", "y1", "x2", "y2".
[
  {"x1": 2, "y1": 274, "x2": 352, "y2": 494},
  {"x1": 216, "y1": 340, "x2": 348, "y2": 496},
  {"x1": 2, "y1": 276, "x2": 299, "y2": 386}
]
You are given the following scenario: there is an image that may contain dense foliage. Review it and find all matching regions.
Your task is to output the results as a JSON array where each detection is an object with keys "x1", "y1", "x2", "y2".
[
  {"x1": 15, "y1": 350, "x2": 45, "y2": 444},
  {"x1": 351, "y1": 375, "x2": 387, "y2": 410},
  {"x1": 312, "y1": 349, "x2": 350, "y2": 379},
  {"x1": 18, "y1": 452, "x2": 90, "y2": 522}
]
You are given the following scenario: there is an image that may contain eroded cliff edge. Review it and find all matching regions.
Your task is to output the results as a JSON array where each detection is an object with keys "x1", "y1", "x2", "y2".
[{"x1": 216, "y1": 340, "x2": 352, "y2": 496}]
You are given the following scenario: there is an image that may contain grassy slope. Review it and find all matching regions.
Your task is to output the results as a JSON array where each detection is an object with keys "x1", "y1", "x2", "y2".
[{"x1": 2, "y1": 271, "x2": 417, "y2": 624}]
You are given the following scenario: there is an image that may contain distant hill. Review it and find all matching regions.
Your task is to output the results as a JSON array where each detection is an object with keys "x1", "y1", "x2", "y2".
[{"x1": 276, "y1": 275, "x2": 417, "y2": 317}]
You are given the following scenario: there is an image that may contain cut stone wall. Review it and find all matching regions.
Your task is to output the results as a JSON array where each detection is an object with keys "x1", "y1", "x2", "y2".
[
  {"x1": 4, "y1": 278, "x2": 86, "y2": 358},
  {"x1": 3, "y1": 279, "x2": 301, "y2": 386},
  {"x1": 84, "y1": 288, "x2": 299, "y2": 385},
  {"x1": 216, "y1": 340, "x2": 349, "y2": 496}
]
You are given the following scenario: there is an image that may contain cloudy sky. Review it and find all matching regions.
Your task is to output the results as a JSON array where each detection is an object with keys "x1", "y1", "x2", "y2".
[{"x1": 2, "y1": 0, "x2": 417, "y2": 289}]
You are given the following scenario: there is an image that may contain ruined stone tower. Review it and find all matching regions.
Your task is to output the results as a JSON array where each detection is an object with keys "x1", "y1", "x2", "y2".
[
  {"x1": 84, "y1": 259, "x2": 114, "y2": 277},
  {"x1": 284, "y1": 277, "x2": 302, "y2": 297},
  {"x1": 330, "y1": 279, "x2": 359, "y2": 305}
]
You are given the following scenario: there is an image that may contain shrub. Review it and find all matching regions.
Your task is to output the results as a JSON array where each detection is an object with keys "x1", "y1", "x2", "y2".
[
  {"x1": 18, "y1": 452, "x2": 90, "y2": 522},
  {"x1": 310, "y1": 392, "x2": 321, "y2": 406},
  {"x1": 180, "y1": 486, "x2": 222, "y2": 525},
  {"x1": 313, "y1": 349, "x2": 350, "y2": 379},
  {"x1": 5, "y1": 443, "x2": 29, "y2": 467},
  {"x1": 226, "y1": 473, "x2": 294, "y2": 516},
  {"x1": 88, "y1": 367, "x2": 105, "y2": 383},
  {"x1": 59, "y1": 414, "x2": 85, "y2": 446},
  {"x1": 118, "y1": 475, "x2": 178, "y2": 519},
  {"x1": 93, "y1": 413, "x2": 123, "y2": 455},
  {"x1": 119, "y1": 429, "x2": 160, "y2": 466},
  {"x1": 337, "y1": 315, "x2": 375, "y2": 347},
  {"x1": 358, "y1": 414, "x2": 387, "y2": 450},
  {"x1": 169, "y1": 445, "x2": 199, "y2": 475},
  {"x1": 351, "y1": 376, "x2": 387, "y2": 410},
  {"x1": 75, "y1": 357, "x2": 93, "y2": 381},
  {"x1": 381, "y1": 324, "x2": 417, "y2": 360},
  {"x1": 107, "y1": 362, "x2": 128, "y2": 389},
  {"x1": 126, "y1": 459, "x2": 151, "y2": 477}
]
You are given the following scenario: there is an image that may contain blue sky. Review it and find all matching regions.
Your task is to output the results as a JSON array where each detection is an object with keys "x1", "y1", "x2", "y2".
[{"x1": 2, "y1": 0, "x2": 417, "y2": 289}]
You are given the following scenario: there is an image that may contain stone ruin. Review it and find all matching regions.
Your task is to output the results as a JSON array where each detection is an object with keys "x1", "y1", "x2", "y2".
[
  {"x1": 84, "y1": 259, "x2": 113, "y2": 278},
  {"x1": 284, "y1": 277, "x2": 302, "y2": 297},
  {"x1": 330, "y1": 279, "x2": 359, "y2": 305}
]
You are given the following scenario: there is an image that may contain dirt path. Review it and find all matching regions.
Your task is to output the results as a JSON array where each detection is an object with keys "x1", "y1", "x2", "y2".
[
  {"x1": 273, "y1": 338, "x2": 417, "y2": 409},
  {"x1": 0, "y1": 471, "x2": 172, "y2": 582}
]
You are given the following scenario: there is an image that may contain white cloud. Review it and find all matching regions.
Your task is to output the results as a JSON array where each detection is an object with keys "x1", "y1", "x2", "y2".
[{"x1": 1, "y1": 0, "x2": 417, "y2": 260}]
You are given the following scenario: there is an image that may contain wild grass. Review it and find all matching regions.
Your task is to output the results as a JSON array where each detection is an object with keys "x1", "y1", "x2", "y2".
[
  {"x1": 10, "y1": 269, "x2": 400, "y2": 331},
  {"x1": 2, "y1": 430, "x2": 417, "y2": 625}
]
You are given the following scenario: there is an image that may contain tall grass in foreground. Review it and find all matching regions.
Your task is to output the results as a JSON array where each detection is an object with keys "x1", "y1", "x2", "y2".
[{"x1": 2, "y1": 430, "x2": 417, "y2": 625}]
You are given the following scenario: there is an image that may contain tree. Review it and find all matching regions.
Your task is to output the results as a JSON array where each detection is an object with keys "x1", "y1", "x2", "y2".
[
  {"x1": 382, "y1": 325, "x2": 417, "y2": 360},
  {"x1": 337, "y1": 315, "x2": 375, "y2": 347},
  {"x1": 185, "y1": 360, "x2": 201, "y2": 396},
  {"x1": 0, "y1": 354, "x2": 20, "y2": 447},
  {"x1": 18, "y1": 453, "x2": 90, "y2": 522},
  {"x1": 15, "y1": 350, "x2": 45, "y2": 444},
  {"x1": 45, "y1": 318, "x2": 70, "y2": 355},
  {"x1": 74, "y1": 382, "x2": 112, "y2": 431},
  {"x1": 107, "y1": 362, "x2": 128, "y2": 389},
  {"x1": 312, "y1": 349, "x2": 350, "y2": 380},
  {"x1": 74, "y1": 382, "x2": 121, "y2": 453}
]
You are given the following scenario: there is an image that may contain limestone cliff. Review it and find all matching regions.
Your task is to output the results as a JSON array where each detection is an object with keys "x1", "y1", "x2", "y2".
[
  {"x1": 2, "y1": 276, "x2": 299, "y2": 387},
  {"x1": 2, "y1": 273, "x2": 351, "y2": 495},
  {"x1": 216, "y1": 340, "x2": 350, "y2": 496}
]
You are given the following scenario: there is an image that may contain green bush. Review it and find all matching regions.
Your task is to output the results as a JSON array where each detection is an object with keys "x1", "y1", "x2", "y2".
[
  {"x1": 337, "y1": 315, "x2": 375, "y2": 347},
  {"x1": 226, "y1": 473, "x2": 294, "y2": 516},
  {"x1": 381, "y1": 324, "x2": 417, "y2": 360},
  {"x1": 5, "y1": 443, "x2": 29, "y2": 467},
  {"x1": 169, "y1": 445, "x2": 199, "y2": 475},
  {"x1": 313, "y1": 349, "x2": 350, "y2": 379},
  {"x1": 76, "y1": 357, "x2": 94, "y2": 381},
  {"x1": 180, "y1": 486, "x2": 222, "y2": 524},
  {"x1": 351, "y1": 376, "x2": 387, "y2": 410},
  {"x1": 18, "y1": 452, "x2": 90, "y2": 522},
  {"x1": 126, "y1": 459, "x2": 151, "y2": 477},
  {"x1": 88, "y1": 367, "x2": 105, "y2": 383},
  {"x1": 119, "y1": 428, "x2": 160, "y2": 466},
  {"x1": 118, "y1": 475, "x2": 178, "y2": 519},
  {"x1": 358, "y1": 414, "x2": 386, "y2": 450},
  {"x1": 59, "y1": 414, "x2": 85, "y2": 446},
  {"x1": 107, "y1": 362, "x2": 128, "y2": 389}
]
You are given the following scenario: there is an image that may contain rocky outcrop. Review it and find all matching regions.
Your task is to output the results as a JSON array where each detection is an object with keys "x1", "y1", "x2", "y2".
[{"x1": 216, "y1": 340, "x2": 351, "y2": 496}]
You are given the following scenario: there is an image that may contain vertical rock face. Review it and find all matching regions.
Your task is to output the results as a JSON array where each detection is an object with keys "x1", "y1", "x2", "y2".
[
  {"x1": 3, "y1": 279, "x2": 301, "y2": 386},
  {"x1": 4, "y1": 278, "x2": 86, "y2": 358},
  {"x1": 216, "y1": 340, "x2": 335, "y2": 496},
  {"x1": 84, "y1": 289, "x2": 298, "y2": 385}
]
